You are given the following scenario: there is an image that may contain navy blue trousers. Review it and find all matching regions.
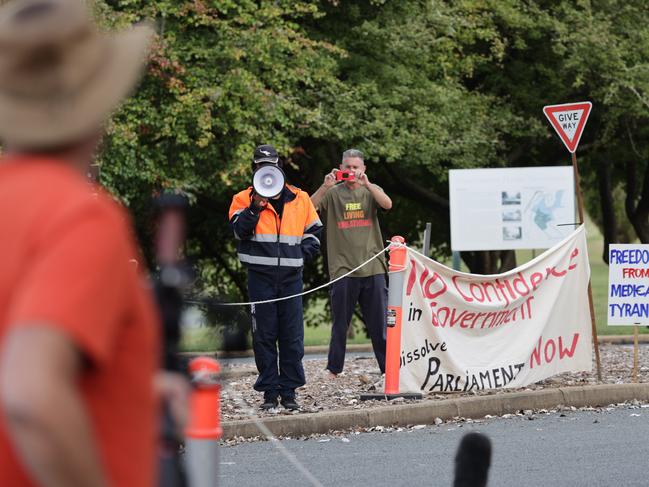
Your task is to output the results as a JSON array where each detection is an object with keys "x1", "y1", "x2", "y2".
[
  {"x1": 248, "y1": 271, "x2": 304, "y2": 399},
  {"x1": 327, "y1": 274, "x2": 387, "y2": 375}
]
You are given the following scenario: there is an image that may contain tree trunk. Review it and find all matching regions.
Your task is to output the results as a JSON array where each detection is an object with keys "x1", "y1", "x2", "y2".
[
  {"x1": 498, "y1": 250, "x2": 517, "y2": 272},
  {"x1": 381, "y1": 163, "x2": 450, "y2": 213},
  {"x1": 625, "y1": 158, "x2": 649, "y2": 243},
  {"x1": 597, "y1": 161, "x2": 616, "y2": 264},
  {"x1": 461, "y1": 250, "x2": 517, "y2": 274}
]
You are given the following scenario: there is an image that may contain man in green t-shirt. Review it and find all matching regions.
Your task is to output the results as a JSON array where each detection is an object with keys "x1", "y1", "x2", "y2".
[{"x1": 311, "y1": 149, "x2": 392, "y2": 377}]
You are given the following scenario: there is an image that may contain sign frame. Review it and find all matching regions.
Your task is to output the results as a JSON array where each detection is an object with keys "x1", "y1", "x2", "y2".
[
  {"x1": 607, "y1": 244, "x2": 649, "y2": 326},
  {"x1": 449, "y1": 166, "x2": 576, "y2": 252}
]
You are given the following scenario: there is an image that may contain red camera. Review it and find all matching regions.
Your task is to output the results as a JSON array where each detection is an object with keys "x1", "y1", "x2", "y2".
[{"x1": 335, "y1": 170, "x2": 355, "y2": 181}]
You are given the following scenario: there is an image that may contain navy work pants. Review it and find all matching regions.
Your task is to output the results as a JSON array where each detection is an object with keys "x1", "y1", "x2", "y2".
[
  {"x1": 248, "y1": 270, "x2": 305, "y2": 399},
  {"x1": 327, "y1": 274, "x2": 387, "y2": 374}
]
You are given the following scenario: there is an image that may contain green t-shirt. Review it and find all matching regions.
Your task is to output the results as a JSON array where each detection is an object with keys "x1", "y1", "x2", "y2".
[{"x1": 319, "y1": 183, "x2": 388, "y2": 279}]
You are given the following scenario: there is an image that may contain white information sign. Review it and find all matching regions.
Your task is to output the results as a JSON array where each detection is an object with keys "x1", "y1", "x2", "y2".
[
  {"x1": 608, "y1": 244, "x2": 649, "y2": 326},
  {"x1": 398, "y1": 226, "x2": 593, "y2": 394},
  {"x1": 449, "y1": 166, "x2": 575, "y2": 251}
]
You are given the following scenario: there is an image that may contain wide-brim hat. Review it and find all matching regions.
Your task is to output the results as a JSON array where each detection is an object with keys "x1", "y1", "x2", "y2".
[{"x1": 0, "y1": 0, "x2": 153, "y2": 148}]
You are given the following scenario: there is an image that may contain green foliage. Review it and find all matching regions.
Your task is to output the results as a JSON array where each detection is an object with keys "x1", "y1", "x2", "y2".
[
  {"x1": 94, "y1": 1, "x2": 344, "y2": 306},
  {"x1": 92, "y1": 1, "x2": 649, "y2": 321}
]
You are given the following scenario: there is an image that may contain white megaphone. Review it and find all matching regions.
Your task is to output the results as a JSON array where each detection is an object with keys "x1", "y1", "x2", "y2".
[{"x1": 252, "y1": 164, "x2": 286, "y2": 198}]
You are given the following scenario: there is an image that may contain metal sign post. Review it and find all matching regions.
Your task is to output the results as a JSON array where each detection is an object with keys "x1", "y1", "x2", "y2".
[
  {"x1": 544, "y1": 101, "x2": 601, "y2": 381},
  {"x1": 571, "y1": 151, "x2": 602, "y2": 381},
  {"x1": 422, "y1": 222, "x2": 432, "y2": 257},
  {"x1": 634, "y1": 325, "x2": 639, "y2": 383}
]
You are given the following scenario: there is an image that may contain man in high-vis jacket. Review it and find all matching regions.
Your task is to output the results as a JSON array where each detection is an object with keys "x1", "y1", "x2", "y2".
[{"x1": 229, "y1": 145, "x2": 322, "y2": 410}]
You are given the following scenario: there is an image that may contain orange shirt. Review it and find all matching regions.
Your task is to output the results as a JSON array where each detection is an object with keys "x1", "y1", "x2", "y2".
[{"x1": 0, "y1": 157, "x2": 160, "y2": 486}]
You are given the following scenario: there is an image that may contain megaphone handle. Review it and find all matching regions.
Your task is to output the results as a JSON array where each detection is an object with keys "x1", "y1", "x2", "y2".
[{"x1": 250, "y1": 191, "x2": 268, "y2": 210}]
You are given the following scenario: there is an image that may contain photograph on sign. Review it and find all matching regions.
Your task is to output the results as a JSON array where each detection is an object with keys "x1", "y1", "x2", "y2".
[
  {"x1": 608, "y1": 244, "x2": 649, "y2": 326},
  {"x1": 502, "y1": 209, "x2": 521, "y2": 222},
  {"x1": 543, "y1": 101, "x2": 592, "y2": 153},
  {"x1": 449, "y1": 166, "x2": 576, "y2": 251}
]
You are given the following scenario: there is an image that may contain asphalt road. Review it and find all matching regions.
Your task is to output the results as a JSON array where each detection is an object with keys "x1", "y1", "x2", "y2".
[{"x1": 217, "y1": 404, "x2": 649, "y2": 487}]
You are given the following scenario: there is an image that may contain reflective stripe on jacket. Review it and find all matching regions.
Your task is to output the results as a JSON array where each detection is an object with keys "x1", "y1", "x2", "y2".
[{"x1": 228, "y1": 185, "x2": 322, "y2": 279}]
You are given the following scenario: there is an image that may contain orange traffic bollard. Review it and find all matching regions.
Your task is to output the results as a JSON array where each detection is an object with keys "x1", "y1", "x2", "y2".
[
  {"x1": 385, "y1": 236, "x2": 406, "y2": 394},
  {"x1": 185, "y1": 357, "x2": 221, "y2": 487},
  {"x1": 360, "y1": 236, "x2": 421, "y2": 401}
]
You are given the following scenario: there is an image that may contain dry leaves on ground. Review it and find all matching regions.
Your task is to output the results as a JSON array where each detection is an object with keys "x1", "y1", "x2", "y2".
[{"x1": 220, "y1": 343, "x2": 648, "y2": 423}]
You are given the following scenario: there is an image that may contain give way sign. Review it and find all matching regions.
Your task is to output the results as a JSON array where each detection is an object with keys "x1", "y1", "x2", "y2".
[{"x1": 543, "y1": 101, "x2": 592, "y2": 153}]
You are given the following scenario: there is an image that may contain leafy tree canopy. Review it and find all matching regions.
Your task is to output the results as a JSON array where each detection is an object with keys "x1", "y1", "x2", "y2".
[{"x1": 93, "y1": 1, "x2": 649, "y2": 313}]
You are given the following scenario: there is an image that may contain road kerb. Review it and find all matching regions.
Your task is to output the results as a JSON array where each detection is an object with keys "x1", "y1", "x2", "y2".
[{"x1": 221, "y1": 383, "x2": 649, "y2": 440}]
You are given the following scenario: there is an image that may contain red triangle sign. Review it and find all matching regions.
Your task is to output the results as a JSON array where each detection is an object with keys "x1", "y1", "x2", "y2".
[{"x1": 543, "y1": 101, "x2": 592, "y2": 153}]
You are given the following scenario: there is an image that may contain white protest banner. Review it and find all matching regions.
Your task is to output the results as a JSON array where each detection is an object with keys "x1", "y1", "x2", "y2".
[
  {"x1": 398, "y1": 225, "x2": 593, "y2": 394},
  {"x1": 608, "y1": 244, "x2": 649, "y2": 325}
]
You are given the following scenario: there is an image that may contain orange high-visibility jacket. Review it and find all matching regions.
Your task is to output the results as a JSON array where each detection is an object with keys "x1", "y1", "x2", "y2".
[{"x1": 228, "y1": 185, "x2": 322, "y2": 276}]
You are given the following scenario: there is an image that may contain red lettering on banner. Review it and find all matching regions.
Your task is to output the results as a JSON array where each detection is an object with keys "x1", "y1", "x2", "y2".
[
  {"x1": 406, "y1": 259, "x2": 417, "y2": 296},
  {"x1": 452, "y1": 276, "x2": 473, "y2": 302},
  {"x1": 482, "y1": 282, "x2": 499, "y2": 303},
  {"x1": 529, "y1": 333, "x2": 580, "y2": 368},
  {"x1": 407, "y1": 261, "x2": 448, "y2": 299},
  {"x1": 512, "y1": 273, "x2": 530, "y2": 296},
  {"x1": 529, "y1": 338, "x2": 542, "y2": 367},
  {"x1": 494, "y1": 280, "x2": 511, "y2": 307},
  {"x1": 430, "y1": 302, "x2": 440, "y2": 327},
  {"x1": 558, "y1": 333, "x2": 580, "y2": 359},
  {"x1": 482, "y1": 311, "x2": 497, "y2": 328},
  {"x1": 435, "y1": 307, "x2": 449, "y2": 326},
  {"x1": 545, "y1": 265, "x2": 567, "y2": 278},
  {"x1": 469, "y1": 282, "x2": 485, "y2": 302},
  {"x1": 435, "y1": 295, "x2": 534, "y2": 329},
  {"x1": 530, "y1": 272, "x2": 543, "y2": 290},
  {"x1": 451, "y1": 266, "x2": 576, "y2": 309},
  {"x1": 568, "y1": 248, "x2": 579, "y2": 270},
  {"x1": 502, "y1": 279, "x2": 517, "y2": 301},
  {"x1": 545, "y1": 339, "x2": 556, "y2": 363},
  {"x1": 435, "y1": 307, "x2": 469, "y2": 328},
  {"x1": 424, "y1": 272, "x2": 447, "y2": 299},
  {"x1": 471, "y1": 312, "x2": 487, "y2": 328},
  {"x1": 460, "y1": 312, "x2": 476, "y2": 328},
  {"x1": 408, "y1": 244, "x2": 582, "y2": 332},
  {"x1": 419, "y1": 268, "x2": 429, "y2": 289}
]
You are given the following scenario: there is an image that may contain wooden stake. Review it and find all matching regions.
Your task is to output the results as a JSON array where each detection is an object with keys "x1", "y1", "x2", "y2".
[
  {"x1": 633, "y1": 325, "x2": 639, "y2": 383},
  {"x1": 572, "y1": 152, "x2": 602, "y2": 381}
]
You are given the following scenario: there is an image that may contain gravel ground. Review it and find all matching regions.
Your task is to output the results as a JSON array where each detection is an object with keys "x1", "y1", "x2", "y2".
[{"x1": 220, "y1": 342, "x2": 648, "y2": 427}]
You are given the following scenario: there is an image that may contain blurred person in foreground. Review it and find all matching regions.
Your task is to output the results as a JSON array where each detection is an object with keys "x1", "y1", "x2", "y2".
[
  {"x1": 310, "y1": 149, "x2": 392, "y2": 378},
  {"x1": 0, "y1": 0, "x2": 161, "y2": 486}
]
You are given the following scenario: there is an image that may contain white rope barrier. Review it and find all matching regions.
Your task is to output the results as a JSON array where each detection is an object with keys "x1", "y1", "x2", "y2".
[
  {"x1": 213, "y1": 241, "x2": 403, "y2": 485},
  {"x1": 187, "y1": 245, "x2": 391, "y2": 307}
]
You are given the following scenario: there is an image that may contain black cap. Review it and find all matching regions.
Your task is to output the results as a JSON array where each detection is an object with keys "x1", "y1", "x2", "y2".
[{"x1": 253, "y1": 144, "x2": 279, "y2": 164}]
